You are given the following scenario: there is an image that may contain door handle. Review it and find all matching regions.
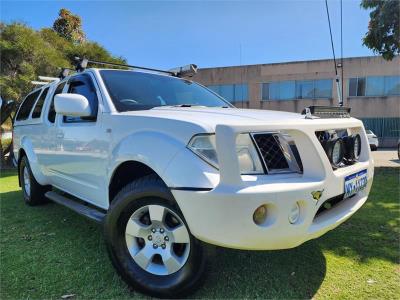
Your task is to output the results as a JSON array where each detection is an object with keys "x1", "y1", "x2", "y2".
[{"x1": 56, "y1": 132, "x2": 64, "y2": 139}]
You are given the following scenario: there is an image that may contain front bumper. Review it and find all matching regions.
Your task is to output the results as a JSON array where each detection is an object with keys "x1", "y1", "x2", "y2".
[
  {"x1": 173, "y1": 162, "x2": 373, "y2": 250},
  {"x1": 170, "y1": 118, "x2": 374, "y2": 250}
]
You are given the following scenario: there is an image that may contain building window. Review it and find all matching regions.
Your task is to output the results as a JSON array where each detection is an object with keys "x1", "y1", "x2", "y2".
[
  {"x1": 261, "y1": 79, "x2": 332, "y2": 100},
  {"x1": 207, "y1": 84, "x2": 248, "y2": 103},
  {"x1": 349, "y1": 75, "x2": 400, "y2": 97}
]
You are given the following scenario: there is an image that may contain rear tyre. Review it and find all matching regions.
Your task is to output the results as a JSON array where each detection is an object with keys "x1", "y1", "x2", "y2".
[
  {"x1": 104, "y1": 175, "x2": 206, "y2": 298},
  {"x1": 19, "y1": 156, "x2": 50, "y2": 206}
]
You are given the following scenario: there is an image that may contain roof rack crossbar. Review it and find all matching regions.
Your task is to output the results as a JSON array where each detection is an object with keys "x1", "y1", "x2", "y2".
[
  {"x1": 31, "y1": 81, "x2": 50, "y2": 86},
  {"x1": 38, "y1": 76, "x2": 59, "y2": 82},
  {"x1": 75, "y1": 57, "x2": 176, "y2": 76}
]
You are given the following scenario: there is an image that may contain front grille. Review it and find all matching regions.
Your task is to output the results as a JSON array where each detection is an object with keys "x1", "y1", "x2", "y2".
[{"x1": 253, "y1": 134, "x2": 289, "y2": 171}]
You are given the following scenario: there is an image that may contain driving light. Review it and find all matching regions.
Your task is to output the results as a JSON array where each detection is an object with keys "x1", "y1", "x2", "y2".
[
  {"x1": 321, "y1": 137, "x2": 344, "y2": 168},
  {"x1": 332, "y1": 140, "x2": 343, "y2": 166},
  {"x1": 188, "y1": 133, "x2": 264, "y2": 174},
  {"x1": 253, "y1": 205, "x2": 267, "y2": 225},
  {"x1": 288, "y1": 202, "x2": 300, "y2": 224},
  {"x1": 353, "y1": 134, "x2": 361, "y2": 159},
  {"x1": 343, "y1": 134, "x2": 362, "y2": 163}
]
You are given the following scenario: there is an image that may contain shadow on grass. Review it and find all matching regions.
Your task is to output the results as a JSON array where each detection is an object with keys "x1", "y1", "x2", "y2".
[
  {"x1": 317, "y1": 168, "x2": 399, "y2": 264},
  {"x1": 195, "y1": 243, "x2": 326, "y2": 299},
  {"x1": 0, "y1": 169, "x2": 17, "y2": 180}
]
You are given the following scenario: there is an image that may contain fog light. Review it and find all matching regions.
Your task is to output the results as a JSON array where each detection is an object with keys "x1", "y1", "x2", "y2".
[
  {"x1": 288, "y1": 202, "x2": 300, "y2": 224},
  {"x1": 253, "y1": 205, "x2": 267, "y2": 225}
]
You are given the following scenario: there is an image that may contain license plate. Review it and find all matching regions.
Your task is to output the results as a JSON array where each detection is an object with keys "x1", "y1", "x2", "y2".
[{"x1": 344, "y1": 169, "x2": 368, "y2": 198}]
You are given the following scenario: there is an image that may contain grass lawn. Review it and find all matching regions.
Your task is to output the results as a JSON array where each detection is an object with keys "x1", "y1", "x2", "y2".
[{"x1": 1, "y1": 168, "x2": 399, "y2": 299}]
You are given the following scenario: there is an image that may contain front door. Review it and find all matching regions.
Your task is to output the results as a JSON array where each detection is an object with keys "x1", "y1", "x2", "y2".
[{"x1": 52, "y1": 74, "x2": 109, "y2": 208}]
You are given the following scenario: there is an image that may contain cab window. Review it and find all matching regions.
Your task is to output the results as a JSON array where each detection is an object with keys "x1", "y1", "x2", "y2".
[{"x1": 16, "y1": 89, "x2": 41, "y2": 121}]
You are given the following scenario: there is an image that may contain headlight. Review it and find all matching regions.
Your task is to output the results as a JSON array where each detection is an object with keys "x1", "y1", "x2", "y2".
[
  {"x1": 187, "y1": 134, "x2": 218, "y2": 168},
  {"x1": 236, "y1": 134, "x2": 264, "y2": 174},
  {"x1": 188, "y1": 133, "x2": 264, "y2": 174}
]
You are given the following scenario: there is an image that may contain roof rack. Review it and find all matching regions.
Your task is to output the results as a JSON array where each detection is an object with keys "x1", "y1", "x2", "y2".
[
  {"x1": 74, "y1": 57, "x2": 197, "y2": 77},
  {"x1": 31, "y1": 75, "x2": 60, "y2": 86}
]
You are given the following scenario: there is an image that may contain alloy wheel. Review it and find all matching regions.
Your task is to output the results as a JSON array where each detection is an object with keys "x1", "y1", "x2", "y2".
[{"x1": 125, "y1": 204, "x2": 190, "y2": 275}]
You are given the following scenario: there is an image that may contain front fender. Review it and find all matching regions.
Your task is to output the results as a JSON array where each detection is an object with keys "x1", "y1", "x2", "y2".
[
  {"x1": 20, "y1": 137, "x2": 49, "y2": 185},
  {"x1": 108, "y1": 131, "x2": 185, "y2": 187}
]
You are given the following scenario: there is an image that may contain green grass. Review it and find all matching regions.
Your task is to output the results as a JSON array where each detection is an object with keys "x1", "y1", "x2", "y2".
[{"x1": 1, "y1": 168, "x2": 399, "y2": 299}]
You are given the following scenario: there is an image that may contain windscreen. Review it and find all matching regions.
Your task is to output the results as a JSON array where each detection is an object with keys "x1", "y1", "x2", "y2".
[{"x1": 100, "y1": 70, "x2": 231, "y2": 111}]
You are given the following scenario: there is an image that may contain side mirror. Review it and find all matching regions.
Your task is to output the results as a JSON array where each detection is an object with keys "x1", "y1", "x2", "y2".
[{"x1": 55, "y1": 93, "x2": 92, "y2": 117}]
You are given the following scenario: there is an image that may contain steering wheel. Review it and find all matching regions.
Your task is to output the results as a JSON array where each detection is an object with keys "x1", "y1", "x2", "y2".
[{"x1": 120, "y1": 99, "x2": 139, "y2": 104}]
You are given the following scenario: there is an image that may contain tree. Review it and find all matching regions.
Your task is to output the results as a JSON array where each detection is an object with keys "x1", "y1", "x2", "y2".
[
  {"x1": 361, "y1": 0, "x2": 400, "y2": 60},
  {"x1": 53, "y1": 8, "x2": 86, "y2": 44},
  {"x1": 0, "y1": 9, "x2": 126, "y2": 166}
]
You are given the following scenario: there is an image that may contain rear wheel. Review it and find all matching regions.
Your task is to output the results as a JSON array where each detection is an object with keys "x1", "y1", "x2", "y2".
[
  {"x1": 104, "y1": 175, "x2": 206, "y2": 298},
  {"x1": 19, "y1": 156, "x2": 50, "y2": 205}
]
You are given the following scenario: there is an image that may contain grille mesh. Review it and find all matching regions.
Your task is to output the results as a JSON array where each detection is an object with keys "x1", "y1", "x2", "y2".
[{"x1": 253, "y1": 134, "x2": 289, "y2": 170}]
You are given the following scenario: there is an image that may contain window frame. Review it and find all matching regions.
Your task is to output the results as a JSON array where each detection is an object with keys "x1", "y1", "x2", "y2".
[
  {"x1": 205, "y1": 83, "x2": 249, "y2": 103},
  {"x1": 62, "y1": 74, "x2": 99, "y2": 124},
  {"x1": 348, "y1": 75, "x2": 400, "y2": 97},
  {"x1": 31, "y1": 86, "x2": 50, "y2": 119},
  {"x1": 47, "y1": 81, "x2": 67, "y2": 124},
  {"x1": 261, "y1": 79, "x2": 333, "y2": 101}
]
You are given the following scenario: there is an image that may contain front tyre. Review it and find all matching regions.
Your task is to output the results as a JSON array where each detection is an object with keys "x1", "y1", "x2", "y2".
[
  {"x1": 104, "y1": 175, "x2": 206, "y2": 298},
  {"x1": 19, "y1": 156, "x2": 50, "y2": 206}
]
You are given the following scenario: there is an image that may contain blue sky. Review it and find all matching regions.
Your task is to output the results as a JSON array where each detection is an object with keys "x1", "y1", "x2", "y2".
[{"x1": 1, "y1": 0, "x2": 374, "y2": 69}]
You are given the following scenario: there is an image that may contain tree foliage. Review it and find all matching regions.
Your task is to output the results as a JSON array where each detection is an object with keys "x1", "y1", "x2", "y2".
[
  {"x1": 53, "y1": 8, "x2": 86, "y2": 44},
  {"x1": 0, "y1": 11, "x2": 125, "y2": 103},
  {"x1": 361, "y1": 0, "x2": 400, "y2": 60}
]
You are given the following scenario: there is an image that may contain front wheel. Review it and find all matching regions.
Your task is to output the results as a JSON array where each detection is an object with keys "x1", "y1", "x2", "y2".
[{"x1": 104, "y1": 175, "x2": 206, "y2": 298}]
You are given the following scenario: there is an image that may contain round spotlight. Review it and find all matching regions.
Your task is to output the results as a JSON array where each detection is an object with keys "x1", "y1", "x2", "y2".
[
  {"x1": 330, "y1": 138, "x2": 344, "y2": 167},
  {"x1": 288, "y1": 202, "x2": 300, "y2": 224},
  {"x1": 253, "y1": 205, "x2": 267, "y2": 225},
  {"x1": 353, "y1": 134, "x2": 361, "y2": 159}
]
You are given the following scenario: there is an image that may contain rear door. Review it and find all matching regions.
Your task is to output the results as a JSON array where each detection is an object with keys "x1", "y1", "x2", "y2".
[
  {"x1": 51, "y1": 73, "x2": 109, "y2": 208},
  {"x1": 37, "y1": 81, "x2": 67, "y2": 179}
]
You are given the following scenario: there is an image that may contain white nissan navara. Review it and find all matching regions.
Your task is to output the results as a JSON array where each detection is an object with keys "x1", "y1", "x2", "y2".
[{"x1": 13, "y1": 60, "x2": 374, "y2": 297}]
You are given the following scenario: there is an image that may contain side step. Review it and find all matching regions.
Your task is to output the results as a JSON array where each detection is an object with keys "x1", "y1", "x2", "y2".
[{"x1": 45, "y1": 191, "x2": 106, "y2": 223}]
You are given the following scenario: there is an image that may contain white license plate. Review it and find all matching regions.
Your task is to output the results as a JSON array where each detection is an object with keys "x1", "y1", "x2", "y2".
[{"x1": 344, "y1": 169, "x2": 368, "y2": 198}]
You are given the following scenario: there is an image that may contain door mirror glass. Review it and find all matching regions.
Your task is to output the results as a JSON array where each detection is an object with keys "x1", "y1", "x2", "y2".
[{"x1": 54, "y1": 93, "x2": 92, "y2": 117}]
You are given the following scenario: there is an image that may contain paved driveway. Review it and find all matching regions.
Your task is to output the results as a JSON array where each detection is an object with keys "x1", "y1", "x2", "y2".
[{"x1": 371, "y1": 149, "x2": 400, "y2": 168}]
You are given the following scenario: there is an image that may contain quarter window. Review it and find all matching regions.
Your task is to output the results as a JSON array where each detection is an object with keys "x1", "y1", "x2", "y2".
[
  {"x1": 16, "y1": 90, "x2": 41, "y2": 121},
  {"x1": 32, "y1": 87, "x2": 49, "y2": 119}
]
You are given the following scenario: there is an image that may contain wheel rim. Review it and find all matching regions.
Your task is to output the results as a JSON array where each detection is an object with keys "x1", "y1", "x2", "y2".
[
  {"x1": 23, "y1": 166, "x2": 31, "y2": 197},
  {"x1": 125, "y1": 204, "x2": 191, "y2": 276}
]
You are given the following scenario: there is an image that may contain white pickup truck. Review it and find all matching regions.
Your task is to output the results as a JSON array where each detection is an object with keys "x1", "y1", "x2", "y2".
[{"x1": 13, "y1": 62, "x2": 374, "y2": 297}]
